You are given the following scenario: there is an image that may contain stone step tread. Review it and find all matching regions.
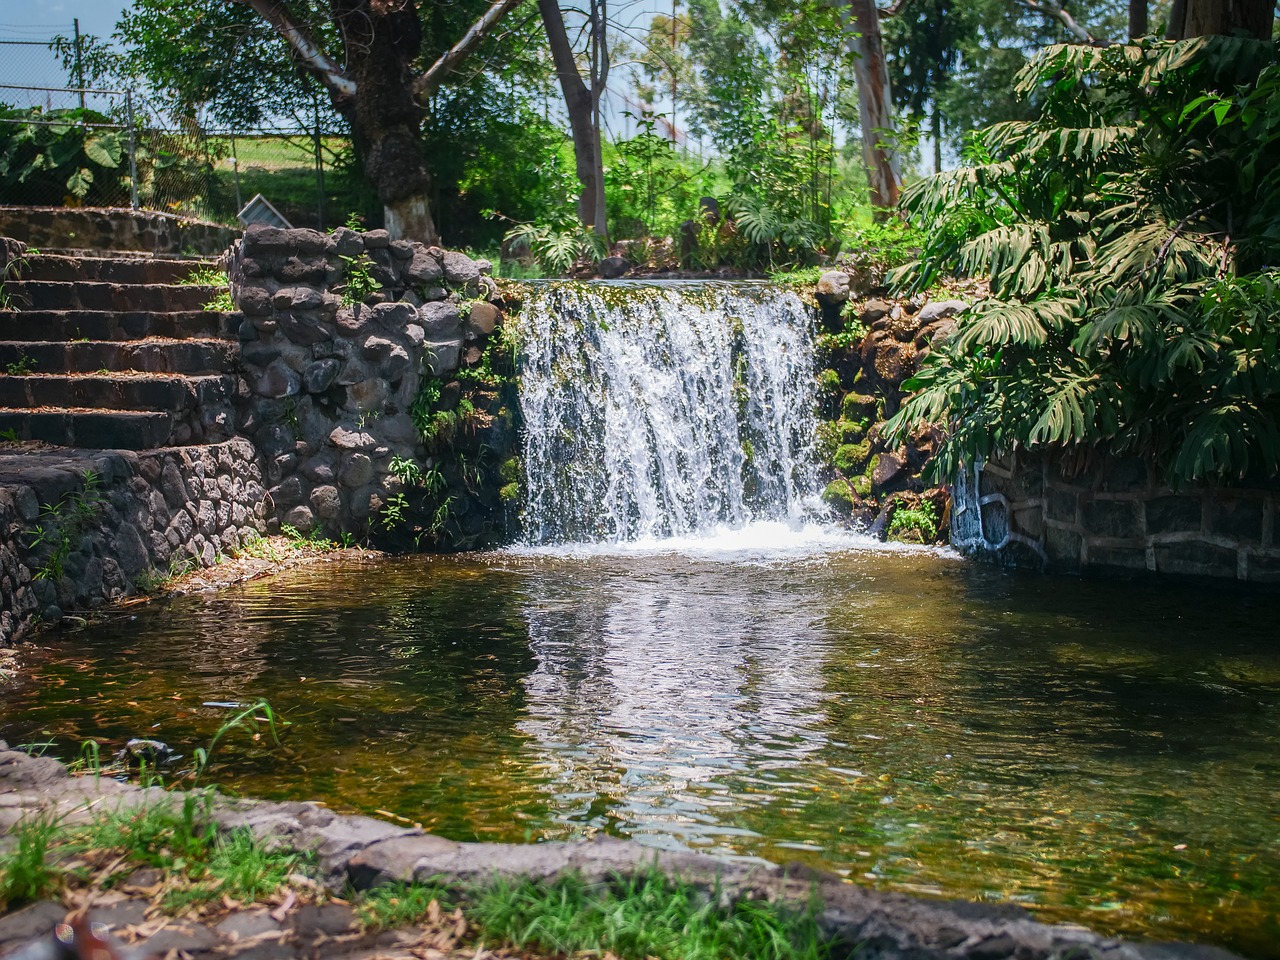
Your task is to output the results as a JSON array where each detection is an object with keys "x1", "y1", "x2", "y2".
[
  {"x1": 0, "y1": 373, "x2": 236, "y2": 411},
  {"x1": 15, "y1": 254, "x2": 221, "y2": 285},
  {"x1": 0, "y1": 310, "x2": 239, "y2": 342},
  {"x1": 0, "y1": 408, "x2": 180, "y2": 450},
  {"x1": 0, "y1": 338, "x2": 237, "y2": 374},
  {"x1": 3, "y1": 280, "x2": 221, "y2": 313}
]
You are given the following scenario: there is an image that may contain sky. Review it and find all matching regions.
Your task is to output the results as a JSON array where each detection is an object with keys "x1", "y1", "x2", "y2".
[{"x1": 0, "y1": 0, "x2": 131, "y2": 94}]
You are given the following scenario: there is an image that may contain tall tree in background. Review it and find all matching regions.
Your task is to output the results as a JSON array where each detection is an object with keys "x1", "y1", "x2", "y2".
[
  {"x1": 119, "y1": 0, "x2": 526, "y2": 242},
  {"x1": 537, "y1": 0, "x2": 610, "y2": 239},
  {"x1": 843, "y1": 0, "x2": 901, "y2": 211}
]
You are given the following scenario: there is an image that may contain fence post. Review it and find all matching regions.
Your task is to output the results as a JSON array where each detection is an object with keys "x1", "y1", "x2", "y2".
[
  {"x1": 125, "y1": 90, "x2": 140, "y2": 210},
  {"x1": 231, "y1": 134, "x2": 243, "y2": 213},
  {"x1": 73, "y1": 19, "x2": 85, "y2": 111},
  {"x1": 313, "y1": 100, "x2": 325, "y2": 229}
]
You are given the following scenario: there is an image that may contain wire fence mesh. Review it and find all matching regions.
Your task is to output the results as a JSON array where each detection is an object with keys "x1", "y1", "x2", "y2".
[{"x1": 0, "y1": 34, "x2": 357, "y2": 229}]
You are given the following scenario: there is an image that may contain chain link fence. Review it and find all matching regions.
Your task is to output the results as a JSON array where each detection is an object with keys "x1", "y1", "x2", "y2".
[{"x1": 0, "y1": 34, "x2": 357, "y2": 229}]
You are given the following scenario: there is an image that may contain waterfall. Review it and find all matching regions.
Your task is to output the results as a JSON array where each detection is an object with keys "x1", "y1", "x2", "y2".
[{"x1": 517, "y1": 281, "x2": 820, "y2": 545}]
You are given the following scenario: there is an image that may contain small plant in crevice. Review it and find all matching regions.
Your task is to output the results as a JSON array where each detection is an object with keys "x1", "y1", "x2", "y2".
[
  {"x1": 25, "y1": 470, "x2": 105, "y2": 582},
  {"x1": 179, "y1": 265, "x2": 229, "y2": 287},
  {"x1": 388, "y1": 455, "x2": 423, "y2": 486},
  {"x1": 280, "y1": 522, "x2": 336, "y2": 549},
  {"x1": 4, "y1": 354, "x2": 35, "y2": 375},
  {"x1": 0, "y1": 250, "x2": 30, "y2": 311},
  {"x1": 379, "y1": 492, "x2": 410, "y2": 532},
  {"x1": 887, "y1": 499, "x2": 940, "y2": 543},
  {"x1": 201, "y1": 289, "x2": 235, "y2": 312},
  {"x1": 339, "y1": 252, "x2": 383, "y2": 306}
]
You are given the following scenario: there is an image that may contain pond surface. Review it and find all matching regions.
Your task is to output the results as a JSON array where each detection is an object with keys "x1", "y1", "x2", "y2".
[{"x1": 4, "y1": 533, "x2": 1279, "y2": 956}]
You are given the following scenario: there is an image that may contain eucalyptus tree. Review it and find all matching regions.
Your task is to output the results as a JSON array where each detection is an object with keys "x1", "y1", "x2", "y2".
[{"x1": 116, "y1": 0, "x2": 530, "y2": 242}]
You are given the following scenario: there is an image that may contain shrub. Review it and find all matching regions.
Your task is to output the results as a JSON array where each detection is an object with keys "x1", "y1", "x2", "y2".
[{"x1": 887, "y1": 37, "x2": 1280, "y2": 487}]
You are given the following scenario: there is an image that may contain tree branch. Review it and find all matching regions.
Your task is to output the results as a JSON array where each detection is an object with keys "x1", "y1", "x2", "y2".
[
  {"x1": 1016, "y1": 0, "x2": 1113, "y2": 46},
  {"x1": 236, "y1": 0, "x2": 357, "y2": 98},
  {"x1": 413, "y1": 0, "x2": 528, "y2": 101}
]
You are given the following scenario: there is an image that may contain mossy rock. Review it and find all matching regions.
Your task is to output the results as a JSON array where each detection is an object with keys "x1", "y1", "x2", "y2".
[
  {"x1": 836, "y1": 418, "x2": 868, "y2": 444},
  {"x1": 816, "y1": 368, "x2": 841, "y2": 394},
  {"x1": 833, "y1": 440, "x2": 872, "y2": 475},
  {"x1": 841, "y1": 391, "x2": 878, "y2": 421},
  {"x1": 822, "y1": 480, "x2": 855, "y2": 515},
  {"x1": 499, "y1": 457, "x2": 522, "y2": 483},
  {"x1": 851, "y1": 473, "x2": 872, "y2": 497},
  {"x1": 499, "y1": 482, "x2": 521, "y2": 503}
]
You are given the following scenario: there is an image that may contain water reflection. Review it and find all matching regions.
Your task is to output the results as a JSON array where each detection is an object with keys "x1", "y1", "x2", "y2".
[{"x1": 516, "y1": 557, "x2": 829, "y2": 853}]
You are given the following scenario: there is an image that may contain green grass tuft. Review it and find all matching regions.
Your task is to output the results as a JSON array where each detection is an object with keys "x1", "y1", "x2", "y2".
[
  {"x1": 0, "y1": 814, "x2": 65, "y2": 908},
  {"x1": 358, "y1": 880, "x2": 455, "y2": 931},
  {"x1": 467, "y1": 869, "x2": 831, "y2": 960}
]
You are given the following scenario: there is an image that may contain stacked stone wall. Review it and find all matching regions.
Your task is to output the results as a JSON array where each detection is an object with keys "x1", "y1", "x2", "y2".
[
  {"x1": 229, "y1": 225, "x2": 516, "y2": 545},
  {"x1": 955, "y1": 451, "x2": 1280, "y2": 583},
  {"x1": 0, "y1": 207, "x2": 235, "y2": 256},
  {"x1": 0, "y1": 440, "x2": 267, "y2": 644}
]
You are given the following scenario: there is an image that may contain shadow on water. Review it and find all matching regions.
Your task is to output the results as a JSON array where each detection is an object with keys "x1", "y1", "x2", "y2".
[{"x1": 3, "y1": 548, "x2": 1279, "y2": 956}]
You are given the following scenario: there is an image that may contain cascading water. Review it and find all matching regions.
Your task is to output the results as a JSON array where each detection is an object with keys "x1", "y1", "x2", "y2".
[{"x1": 517, "y1": 281, "x2": 821, "y2": 544}]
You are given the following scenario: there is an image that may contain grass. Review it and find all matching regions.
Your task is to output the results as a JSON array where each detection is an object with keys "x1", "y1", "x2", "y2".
[
  {"x1": 0, "y1": 791, "x2": 309, "y2": 914},
  {"x1": 179, "y1": 265, "x2": 229, "y2": 287},
  {"x1": 355, "y1": 869, "x2": 834, "y2": 960},
  {"x1": 358, "y1": 880, "x2": 456, "y2": 931},
  {"x1": 0, "y1": 814, "x2": 64, "y2": 906}
]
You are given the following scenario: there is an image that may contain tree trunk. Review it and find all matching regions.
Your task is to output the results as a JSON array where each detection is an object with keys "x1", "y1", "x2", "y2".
[
  {"x1": 537, "y1": 0, "x2": 609, "y2": 240},
  {"x1": 1167, "y1": 0, "x2": 1272, "y2": 38},
  {"x1": 846, "y1": 0, "x2": 902, "y2": 213},
  {"x1": 1128, "y1": 0, "x2": 1148, "y2": 37},
  {"x1": 331, "y1": 0, "x2": 438, "y2": 243}
]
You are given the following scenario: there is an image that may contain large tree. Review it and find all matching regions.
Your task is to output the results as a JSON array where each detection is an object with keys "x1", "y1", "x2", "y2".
[
  {"x1": 536, "y1": 0, "x2": 610, "y2": 240},
  {"x1": 118, "y1": 0, "x2": 526, "y2": 242}
]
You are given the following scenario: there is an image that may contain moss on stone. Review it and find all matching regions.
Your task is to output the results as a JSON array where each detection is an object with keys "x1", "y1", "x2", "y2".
[
  {"x1": 841, "y1": 391, "x2": 877, "y2": 421},
  {"x1": 833, "y1": 441, "x2": 872, "y2": 476},
  {"x1": 499, "y1": 482, "x2": 521, "y2": 503},
  {"x1": 822, "y1": 480, "x2": 854, "y2": 515},
  {"x1": 499, "y1": 457, "x2": 522, "y2": 484}
]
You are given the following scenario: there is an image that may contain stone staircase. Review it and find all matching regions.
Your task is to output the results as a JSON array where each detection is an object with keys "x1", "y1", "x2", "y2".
[{"x1": 0, "y1": 252, "x2": 241, "y2": 450}]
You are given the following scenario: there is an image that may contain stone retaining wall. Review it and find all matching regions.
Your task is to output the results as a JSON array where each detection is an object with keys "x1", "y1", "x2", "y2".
[
  {"x1": 0, "y1": 206, "x2": 236, "y2": 256},
  {"x1": 0, "y1": 439, "x2": 267, "y2": 644},
  {"x1": 953, "y1": 451, "x2": 1280, "y2": 582},
  {"x1": 229, "y1": 224, "x2": 517, "y2": 546}
]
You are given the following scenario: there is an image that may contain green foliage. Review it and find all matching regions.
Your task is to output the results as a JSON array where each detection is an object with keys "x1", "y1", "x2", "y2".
[
  {"x1": 888, "y1": 37, "x2": 1280, "y2": 487},
  {"x1": 358, "y1": 881, "x2": 455, "y2": 931},
  {"x1": 4, "y1": 355, "x2": 35, "y2": 375},
  {"x1": 388, "y1": 455, "x2": 423, "y2": 486},
  {"x1": 503, "y1": 221, "x2": 608, "y2": 276},
  {"x1": 192, "y1": 698, "x2": 286, "y2": 781},
  {"x1": 280, "y1": 522, "x2": 336, "y2": 549},
  {"x1": 606, "y1": 110, "x2": 717, "y2": 239},
  {"x1": 888, "y1": 499, "x2": 940, "y2": 542},
  {"x1": 340, "y1": 253, "x2": 383, "y2": 306},
  {"x1": 202, "y1": 290, "x2": 235, "y2": 312},
  {"x1": 468, "y1": 869, "x2": 831, "y2": 960},
  {"x1": 180, "y1": 265, "x2": 229, "y2": 286},
  {"x1": 0, "y1": 105, "x2": 126, "y2": 204},
  {"x1": 380, "y1": 492, "x2": 410, "y2": 532},
  {"x1": 25, "y1": 471, "x2": 105, "y2": 582},
  {"x1": 0, "y1": 815, "x2": 64, "y2": 908}
]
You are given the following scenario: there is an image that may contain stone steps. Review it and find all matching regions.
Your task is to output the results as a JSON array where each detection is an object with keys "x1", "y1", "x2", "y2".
[
  {"x1": 3, "y1": 280, "x2": 218, "y2": 313},
  {"x1": 16, "y1": 253, "x2": 213, "y2": 285},
  {"x1": 0, "y1": 244, "x2": 242, "y2": 451},
  {"x1": 0, "y1": 408, "x2": 180, "y2": 450},
  {"x1": 0, "y1": 373, "x2": 236, "y2": 411},
  {"x1": 0, "y1": 309, "x2": 239, "y2": 342},
  {"x1": 0, "y1": 338, "x2": 238, "y2": 374}
]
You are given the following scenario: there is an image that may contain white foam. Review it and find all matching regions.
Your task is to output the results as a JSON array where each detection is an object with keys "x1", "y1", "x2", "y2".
[{"x1": 502, "y1": 519, "x2": 956, "y2": 564}]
